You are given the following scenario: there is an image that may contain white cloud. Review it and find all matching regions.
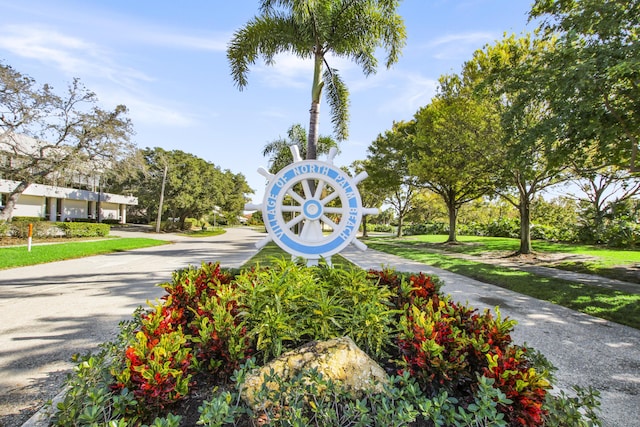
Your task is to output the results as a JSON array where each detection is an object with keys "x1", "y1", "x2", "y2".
[
  {"x1": 254, "y1": 52, "x2": 359, "y2": 90},
  {"x1": 0, "y1": 25, "x2": 154, "y2": 87},
  {"x1": 134, "y1": 31, "x2": 229, "y2": 52},
  {"x1": 254, "y1": 53, "x2": 313, "y2": 89},
  {"x1": 376, "y1": 72, "x2": 438, "y2": 116},
  {"x1": 91, "y1": 85, "x2": 195, "y2": 128},
  {"x1": 0, "y1": 24, "x2": 197, "y2": 129},
  {"x1": 427, "y1": 31, "x2": 497, "y2": 60}
]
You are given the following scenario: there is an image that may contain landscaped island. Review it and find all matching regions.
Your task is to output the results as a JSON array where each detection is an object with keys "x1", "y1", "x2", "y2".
[{"x1": 50, "y1": 260, "x2": 600, "y2": 426}]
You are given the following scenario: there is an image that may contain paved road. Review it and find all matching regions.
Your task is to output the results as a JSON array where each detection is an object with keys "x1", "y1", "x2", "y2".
[
  {"x1": 342, "y1": 245, "x2": 640, "y2": 427},
  {"x1": 0, "y1": 227, "x2": 263, "y2": 427}
]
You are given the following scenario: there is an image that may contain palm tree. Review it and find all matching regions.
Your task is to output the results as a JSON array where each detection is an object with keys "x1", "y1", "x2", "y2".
[
  {"x1": 227, "y1": 0, "x2": 406, "y2": 160},
  {"x1": 262, "y1": 123, "x2": 338, "y2": 173}
]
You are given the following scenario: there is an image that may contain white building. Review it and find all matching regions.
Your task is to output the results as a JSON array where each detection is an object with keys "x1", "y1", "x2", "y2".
[
  {"x1": 0, "y1": 133, "x2": 137, "y2": 223},
  {"x1": 0, "y1": 179, "x2": 137, "y2": 223}
]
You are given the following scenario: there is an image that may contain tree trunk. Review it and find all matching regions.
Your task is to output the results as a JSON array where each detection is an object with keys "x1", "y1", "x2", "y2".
[
  {"x1": 396, "y1": 215, "x2": 403, "y2": 237},
  {"x1": 0, "y1": 181, "x2": 28, "y2": 221},
  {"x1": 307, "y1": 100, "x2": 320, "y2": 160},
  {"x1": 362, "y1": 214, "x2": 369, "y2": 238},
  {"x1": 446, "y1": 199, "x2": 458, "y2": 243},
  {"x1": 307, "y1": 52, "x2": 324, "y2": 161},
  {"x1": 519, "y1": 196, "x2": 532, "y2": 254}
]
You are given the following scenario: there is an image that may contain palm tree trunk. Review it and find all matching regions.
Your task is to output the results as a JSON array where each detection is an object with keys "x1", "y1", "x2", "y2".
[
  {"x1": 308, "y1": 100, "x2": 320, "y2": 160},
  {"x1": 307, "y1": 53, "x2": 324, "y2": 161}
]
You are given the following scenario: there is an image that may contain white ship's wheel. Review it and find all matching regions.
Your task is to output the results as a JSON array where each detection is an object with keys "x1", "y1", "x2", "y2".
[{"x1": 245, "y1": 147, "x2": 378, "y2": 265}]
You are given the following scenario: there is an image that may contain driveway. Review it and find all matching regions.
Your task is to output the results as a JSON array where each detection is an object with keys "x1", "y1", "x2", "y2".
[{"x1": 0, "y1": 227, "x2": 263, "y2": 427}]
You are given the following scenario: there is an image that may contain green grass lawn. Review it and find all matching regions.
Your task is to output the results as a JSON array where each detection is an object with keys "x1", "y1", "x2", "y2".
[
  {"x1": 365, "y1": 237, "x2": 640, "y2": 329},
  {"x1": 387, "y1": 234, "x2": 640, "y2": 283},
  {"x1": 242, "y1": 242, "x2": 357, "y2": 269},
  {"x1": 0, "y1": 238, "x2": 170, "y2": 269},
  {"x1": 177, "y1": 227, "x2": 226, "y2": 238}
]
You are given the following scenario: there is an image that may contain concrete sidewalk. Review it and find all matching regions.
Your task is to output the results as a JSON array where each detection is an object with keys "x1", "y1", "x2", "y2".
[{"x1": 341, "y1": 245, "x2": 640, "y2": 427}]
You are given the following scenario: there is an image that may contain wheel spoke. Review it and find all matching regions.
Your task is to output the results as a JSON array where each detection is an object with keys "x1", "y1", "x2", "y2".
[
  {"x1": 314, "y1": 179, "x2": 326, "y2": 199},
  {"x1": 323, "y1": 207, "x2": 344, "y2": 214},
  {"x1": 281, "y1": 205, "x2": 302, "y2": 213},
  {"x1": 285, "y1": 214, "x2": 305, "y2": 231},
  {"x1": 286, "y1": 188, "x2": 306, "y2": 205},
  {"x1": 320, "y1": 215, "x2": 339, "y2": 230},
  {"x1": 301, "y1": 179, "x2": 313, "y2": 199},
  {"x1": 321, "y1": 191, "x2": 339, "y2": 205}
]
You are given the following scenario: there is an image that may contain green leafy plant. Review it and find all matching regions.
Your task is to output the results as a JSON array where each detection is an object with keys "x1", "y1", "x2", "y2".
[
  {"x1": 397, "y1": 295, "x2": 550, "y2": 426},
  {"x1": 543, "y1": 385, "x2": 602, "y2": 427},
  {"x1": 190, "y1": 282, "x2": 252, "y2": 375},
  {"x1": 53, "y1": 317, "x2": 142, "y2": 425},
  {"x1": 112, "y1": 323, "x2": 193, "y2": 413}
]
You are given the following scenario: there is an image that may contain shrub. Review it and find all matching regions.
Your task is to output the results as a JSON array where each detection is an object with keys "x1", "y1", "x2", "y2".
[
  {"x1": 371, "y1": 223, "x2": 393, "y2": 232},
  {"x1": 9, "y1": 220, "x2": 64, "y2": 238},
  {"x1": 602, "y1": 220, "x2": 640, "y2": 247},
  {"x1": 397, "y1": 297, "x2": 550, "y2": 426},
  {"x1": 485, "y1": 218, "x2": 520, "y2": 238},
  {"x1": 190, "y1": 283, "x2": 252, "y2": 375},
  {"x1": 0, "y1": 220, "x2": 11, "y2": 237},
  {"x1": 111, "y1": 302, "x2": 193, "y2": 413},
  {"x1": 11, "y1": 216, "x2": 44, "y2": 222},
  {"x1": 52, "y1": 261, "x2": 599, "y2": 426},
  {"x1": 403, "y1": 222, "x2": 448, "y2": 236},
  {"x1": 58, "y1": 222, "x2": 110, "y2": 237}
]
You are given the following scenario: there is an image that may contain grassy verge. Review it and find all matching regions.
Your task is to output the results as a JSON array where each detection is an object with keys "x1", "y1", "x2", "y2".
[
  {"x1": 396, "y1": 234, "x2": 640, "y2": 283},
  {"x1": 0, "y1": 238, "x2": 170, "y2": 270},
  {"x1": 177, "y1": 227, "x2": 226, "y2": 238},
  {"x1": 366, "y1": 238, "x2": 640, "y2": 330},
  {"x1": 242, "y1": 242, "x2": 357, "y2": 269}
]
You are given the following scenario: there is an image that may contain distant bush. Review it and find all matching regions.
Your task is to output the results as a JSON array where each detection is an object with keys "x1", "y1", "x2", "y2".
[
  {"x1": 11, "y1": 216, "x2": 44, "y2": 222},
  {"x1": 371, "y1": 223, "x2": 393, "y2": 232},
  {"x1": 485, "y1": 218, "x2": 520, "y2": 238},
  {"x1": 403, "y1": 222, "x2": 448, "y2": 236},
  {"x1": 0, "y1": 220, "x2": 10, "y2": 237},
  {"x1": 602, "y1": 220, "x2": 640, "y2": 247},
  {"x1": 58, "y1": 222, "x2": 110, "y2": 237},
  {"x1": 9, "y1": 220, "x2": 64, "y2": 238}
]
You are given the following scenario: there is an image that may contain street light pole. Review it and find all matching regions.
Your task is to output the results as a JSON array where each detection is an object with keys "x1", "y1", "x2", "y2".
[{"x1": 155, "y1": 163, "x2": 168, "y2": 233}]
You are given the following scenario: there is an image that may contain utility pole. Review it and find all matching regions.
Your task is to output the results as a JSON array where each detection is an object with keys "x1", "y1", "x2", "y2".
[{"x1": 155, "y1": 162, "x2": 168, "y2": 233}]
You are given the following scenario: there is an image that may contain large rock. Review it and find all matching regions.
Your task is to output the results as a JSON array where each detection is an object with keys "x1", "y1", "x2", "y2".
[{"x1": 242, "y1": 336, "x2": 389, "y2": 409}]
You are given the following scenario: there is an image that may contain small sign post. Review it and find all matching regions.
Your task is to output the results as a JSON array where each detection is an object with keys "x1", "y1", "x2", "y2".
[{"x1": 27, "y1": 223, "x2": 33, "y2": 252}]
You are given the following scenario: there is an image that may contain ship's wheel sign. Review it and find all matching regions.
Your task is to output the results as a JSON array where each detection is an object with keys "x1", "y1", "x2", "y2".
[{"x1": 245, "y1": 147, "x2": 378, "y2": 266}]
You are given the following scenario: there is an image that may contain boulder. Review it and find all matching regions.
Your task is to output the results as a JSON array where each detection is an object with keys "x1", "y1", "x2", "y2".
[{"x1": 241, "y1": 336, "x2": 389, "y2": 409}]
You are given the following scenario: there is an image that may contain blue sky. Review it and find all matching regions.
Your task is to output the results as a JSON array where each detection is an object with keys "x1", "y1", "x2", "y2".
[{"x1": 0, "y1": 1, "x2": 537, "y2": 204}]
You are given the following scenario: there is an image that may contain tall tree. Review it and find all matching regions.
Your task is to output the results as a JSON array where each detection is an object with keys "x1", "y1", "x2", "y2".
[
  {"x1": 262, "y1": 123, "x2": 337, "y2": 173},
  {"x1": 132, "y1": 148, "x2": 253, "y2": 229},
  {"x1": 227, "y1": 0, "x2": 406, "y2": 160},
  {"x1": 0, "y1": 62, "x2": 133, "y2": 221},
  {"x1": 366, "y1": 120, "x2": 419, "y2": 237},
  {"x1": 412, "y1": 73, "x2": 502, "y2": 243},
  {"x1": 568, "y1": 155, "x2": 640, "y2": 242},
  {"x1": 464, "y1": 35, "x2": 568, "y2": 254},
  {"x1": 218, "y1": 169, "x2": 253, "y2": 225},
  {"x1": 530, "y1": 0, "x2": 640, "y2": 171}
]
